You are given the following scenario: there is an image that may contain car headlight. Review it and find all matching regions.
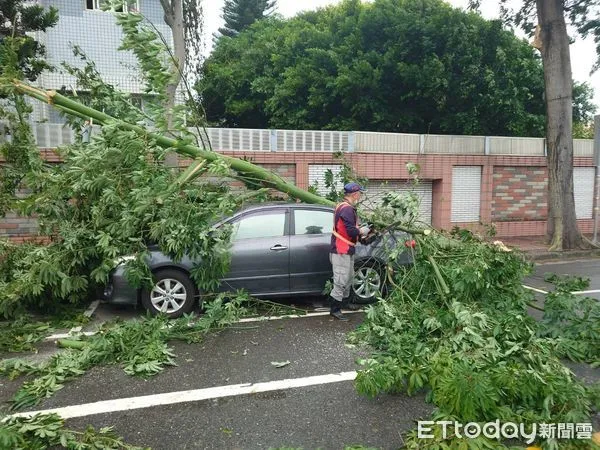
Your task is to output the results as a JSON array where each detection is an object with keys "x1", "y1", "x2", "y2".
[{"x1": 114, "y1": 255, "x2": 136, "y2": 268}]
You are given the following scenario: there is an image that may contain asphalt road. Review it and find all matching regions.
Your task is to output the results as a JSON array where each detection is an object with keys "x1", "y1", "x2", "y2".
[
  {"x1": 524, "y1": 258, "x2": 600, "y2": 299},
  {"x1": 2, "y1": 258, "x2": 599, "y2": 449},
  {"x1": 4, "y1": 313, "x2": 433, "y2": 450}
]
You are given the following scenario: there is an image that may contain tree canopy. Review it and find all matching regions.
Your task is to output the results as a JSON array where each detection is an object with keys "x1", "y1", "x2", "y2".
[
  {"x1": 217, "y1": 0, "x2": 276, "y2": 38},
  {"x1": 0, "y1": 0, "x2": 58, "y2": 81},
  {"x1": 198, "y1": 0, "x2": 595, "y2": 137}
]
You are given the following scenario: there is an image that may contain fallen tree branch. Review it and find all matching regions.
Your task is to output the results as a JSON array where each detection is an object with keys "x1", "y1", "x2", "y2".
[{"x1": 12, "y1": 80, "x2": 334, "y2": 207}]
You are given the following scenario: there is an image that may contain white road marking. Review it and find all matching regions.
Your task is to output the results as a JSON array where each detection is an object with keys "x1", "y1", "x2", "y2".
[
  {"x1": 67, "y1": 300, "x2": 100, "y2": 334},
  {"x1": 5, "y1": 371, "x2": 358, "y2": 421},
  {"x1": 44, "y1": 309, "x2": 363, "y2": 341},
  {"x1": 238, "y1": 309, "x2": 363, "y2": 323},
  {"x1": 522, "y1": 285, "x2": 548, "y2": 294},
  {"x1": 44, "y1": 331, "x2": 97, "y2": 340},
  {"x1": 522, "y1": 285, "x2": 600, "y2": 296}
]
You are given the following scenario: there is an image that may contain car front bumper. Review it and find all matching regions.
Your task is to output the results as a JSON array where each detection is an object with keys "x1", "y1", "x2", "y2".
[{"x1": 102, "y1": 265, "x2": 139, "y2": 305}]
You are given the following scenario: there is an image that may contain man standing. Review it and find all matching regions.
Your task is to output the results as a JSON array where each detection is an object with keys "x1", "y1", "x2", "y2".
[{"x1": 329, "y1": 182, "x2": 370, "y2": 321}]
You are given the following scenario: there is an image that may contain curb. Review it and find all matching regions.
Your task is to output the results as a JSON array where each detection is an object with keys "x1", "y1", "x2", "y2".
[{"x1": 522, "y1": 248, "x2": 600, "y2": 262}]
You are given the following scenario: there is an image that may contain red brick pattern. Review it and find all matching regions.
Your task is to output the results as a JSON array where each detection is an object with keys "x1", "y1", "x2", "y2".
[
  {"x1": 2, "y1": 149, "x2": 597, "y2": 241},
  {"x1": 492, "y1": 167, "x2": 548, "y2": 221}
]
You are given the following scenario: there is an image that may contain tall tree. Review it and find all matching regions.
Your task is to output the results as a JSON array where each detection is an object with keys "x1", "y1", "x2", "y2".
[
  {"x1": 469, "y1": 0, "x2": 600, "y2": 250},
  {"x1": 217, "y1": 0, "x2": 276, "y2": 38},
  {"x1": 0, "y1": 0, "x2": 58, "y2": 81},
  {"x1": 199, "y1": 0, "x2": 594, "y2": 136},
  {"x1": 157, "y1": 0, "x2": 203, "y2": 166},
  {"x1": 159, "y1": 0, "x2": 203, "y2": 87},
  {"x1": 0, "y1": 0, "x2": 58, "y2": 216}
]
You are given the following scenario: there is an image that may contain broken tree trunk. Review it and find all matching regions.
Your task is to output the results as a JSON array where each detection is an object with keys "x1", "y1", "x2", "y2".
[
  {"x1": 12, "y1": 80, "x2": 428, "y2": 236},
  {"x1": 14, "y1": 81, "x2": 332, "y2": 206}
]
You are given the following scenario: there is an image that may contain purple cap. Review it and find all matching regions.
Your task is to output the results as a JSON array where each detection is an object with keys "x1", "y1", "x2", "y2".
[{"x1": 344, "y1": 182, "x2": 366, "y2": 193}]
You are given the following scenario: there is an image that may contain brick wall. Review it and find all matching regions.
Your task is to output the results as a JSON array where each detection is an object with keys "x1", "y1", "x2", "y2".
[
  {"x1": 1, "y1": 149, "x2": 596, "y2": 241},
  {"x1": 179, "y1": 160, "x2": 296, "y2": 196},
  {"x1": 492, "y1": 167, "x2": 548, "y2": 221},
  {"x1": 0, "y1": 212, "x2": 39, "y2": 238}
]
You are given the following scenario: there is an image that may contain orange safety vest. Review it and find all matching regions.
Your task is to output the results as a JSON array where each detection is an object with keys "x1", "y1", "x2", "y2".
[{"x1": 332, "y1": 202, "x2": 359, "y2": 248}]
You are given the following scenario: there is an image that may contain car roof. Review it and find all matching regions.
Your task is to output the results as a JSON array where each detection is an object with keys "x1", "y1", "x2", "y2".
[
  {"x1": 237, "y1": 202, "x2": 334, "y2": 213},
  {"x1": 212, "y1": 202, "x2": 334, "y2": 227}
]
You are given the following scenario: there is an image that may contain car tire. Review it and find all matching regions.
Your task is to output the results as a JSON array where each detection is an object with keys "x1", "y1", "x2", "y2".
[
  {"x1": 351, "y1": 260, "x2": 387, "y2": 304},
  {"x1": 141, "y1": 269, "x2": 197, "y2": 319}
]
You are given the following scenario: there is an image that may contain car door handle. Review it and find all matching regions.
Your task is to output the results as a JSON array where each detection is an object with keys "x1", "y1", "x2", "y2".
[{"x1": 270, "y1": 244, "x2": 288, "y2": 251}]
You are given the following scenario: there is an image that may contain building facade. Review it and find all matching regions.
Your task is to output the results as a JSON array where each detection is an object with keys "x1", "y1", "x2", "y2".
[{"x1": 32, "y1": 0, "x2": 171, "y2": 123}]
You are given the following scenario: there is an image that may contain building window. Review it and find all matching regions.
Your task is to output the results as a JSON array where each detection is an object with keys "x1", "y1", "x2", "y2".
[
  {"x1": 86, "y1": 1, "x2": 140, "y2": 12},
  {"x1": 86, "y1": 0, "x2": 101, "y2": 9}
]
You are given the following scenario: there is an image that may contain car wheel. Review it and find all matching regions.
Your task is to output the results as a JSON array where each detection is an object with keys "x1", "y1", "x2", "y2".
[
  {"x1": 352, "y1": 260, "x2": 386, "y2": 304},
  {"x1": 141, "y1": 269, "x2": 196, "y2": 319}
]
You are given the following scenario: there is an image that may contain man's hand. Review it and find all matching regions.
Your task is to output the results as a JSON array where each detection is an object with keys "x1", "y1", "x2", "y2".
[{"x1": 359, "y1": 225, "x2": 371, "y2": 237}]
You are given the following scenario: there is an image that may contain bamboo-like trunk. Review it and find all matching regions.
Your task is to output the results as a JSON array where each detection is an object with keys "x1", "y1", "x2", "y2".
[
  {"x1": 14, "y1": 81, "x2": 334, "y2": 207},
  {"x1": 13, "y1": 80, "x2": 430, "y2": 236}
]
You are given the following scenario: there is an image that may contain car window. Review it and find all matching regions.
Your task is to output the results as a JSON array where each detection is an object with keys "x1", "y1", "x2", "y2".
[
  {"x1": 294, "y1": 209, "x2": 333, "y2": 235},
  {"x1": 232, "y1": 211, "x2": 286, "y2": 241}
]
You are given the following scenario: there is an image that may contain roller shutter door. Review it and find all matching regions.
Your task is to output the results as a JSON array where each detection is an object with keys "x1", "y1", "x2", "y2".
[
  {"x1": 451, "y1": 166, "x2": 481, "y2": 222},
  {"x1": 366, "y1": 181, "x2": 433, "y2": 224},
  {"x1": 574, "y1": 167, "x2": 595, "y2": 219},
  {"x1": 308, "y1": 165, "x2": 343, "y2": 196}
]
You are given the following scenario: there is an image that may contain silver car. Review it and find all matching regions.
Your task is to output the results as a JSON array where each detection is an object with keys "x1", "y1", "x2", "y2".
[{"x1": 103, "y1": 203, "x2": 411, "y2": 318}]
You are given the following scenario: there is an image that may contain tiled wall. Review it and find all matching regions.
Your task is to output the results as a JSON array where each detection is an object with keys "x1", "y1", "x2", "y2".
[
  {"x1": 492, "y1": 167, "x2": 548, "y2": 221},
  {"x1": 1, "y1": 150, "x2": 596, "y2": 240}
]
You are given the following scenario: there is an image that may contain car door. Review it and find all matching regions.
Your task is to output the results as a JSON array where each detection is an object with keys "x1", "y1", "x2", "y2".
[
  {"x1": 219, "y1": 208, "x2": 290, "y2": 295},
  {"x1": 289, "y1": 207, "x2": 334, "y2": 293}
]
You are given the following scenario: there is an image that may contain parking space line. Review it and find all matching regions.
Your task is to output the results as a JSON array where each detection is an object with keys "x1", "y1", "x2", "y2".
[
  {"x1": 68, "y1": 300, "x2": 100, "y2": 334},
  {"x1": 522, "y1": 285, "x2": 548, "y2": 294},
  {"x1": 238, "y1": 310, "x2": 363, "y2": 323},
  {"x1": 5, "y1": 371, "x2": 357, "y2": 421},
  {"x1": 571, "y1": 289, "x2": 600, "y2": 295},
  {"x1": 44, "y1": 331, "x2": 97, "y2": 340},
  {"x1": 523, "y1": 285, "x2": 600, "y2": 296},
  {"x1": 44, "y1": 309, "x2": 364, "y2": 341}
]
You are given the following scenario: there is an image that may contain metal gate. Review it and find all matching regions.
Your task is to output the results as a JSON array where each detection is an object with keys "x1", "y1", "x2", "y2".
[
  {"x1": 574, "y1": 167, "x2": 594, "y2": 219},
  {"x1": 365, "y1": 180, "x2": 433, "y2": 224},
  {"x1": 451, "y1": 166, "x2": 481, "y2": 222},
  {"x1": 308, "y1": 165, "x2": 343, "y2": 196}
]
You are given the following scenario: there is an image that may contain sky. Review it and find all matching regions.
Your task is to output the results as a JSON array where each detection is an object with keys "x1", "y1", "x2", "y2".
[{"x1": 203, "y1": 0, "x2": 600, "y2": 114}]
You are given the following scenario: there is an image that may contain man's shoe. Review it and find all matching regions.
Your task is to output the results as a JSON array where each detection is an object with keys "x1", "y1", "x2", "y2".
[
  {"x1": 330, "y1": 308, "x2": 349, "y2": 321},
  {"x1": 342, "y1": 297, "x2": 361, "y2": 311}
]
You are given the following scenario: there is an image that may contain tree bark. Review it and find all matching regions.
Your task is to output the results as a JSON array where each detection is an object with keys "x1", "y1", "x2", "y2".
[
  {"x1": 161, "y1": 0, "x2": 186, "y2": 169},
  {"x1": 535, "y1": 0, "x2": 582, "y2": 250}
]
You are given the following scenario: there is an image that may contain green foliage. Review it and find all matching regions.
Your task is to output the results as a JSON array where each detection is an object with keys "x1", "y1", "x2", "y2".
[
  {"x1": 309, "y1": 152, "x2": 368, "y2": 203},
  {"x1": 0, "y1": 293, "x2": 250, "y2": 410},
  {"x1": 350, "y1": 230, "x2": 599, "y2": 448},
  {"x1": 0, "y1": 117, "x2": 240, "y2": 316},
  {"x1": 573, "y1": 121, "x2": 594, "y2": 139},
  {"x1": 0, "y1": 0, "x2": 58, "y2": 81},
  {"x1": 0, "y1": 0, "x2": 53, "y2": 218},
  {"x1": 218, "y1": 0, "x2": 277, "y2": 38},
  {"x1": 572, "y1": 82, "x2": 597, "y2": 125},
  {"x1": 0, "y1": 8, "x2": 252, "y2": 317},
  {"x1": 0, "y1": 306, "x2": 90, "y2": 353},
  {"x1": 539, "y1": 274, "x2": 600, "y2": 364},
  {"x1": 0, "y1": 413, "x2": 147, "y2": 450},
  {"x1": 198, "y1": 0, "x2": 584, "y2": 136}
]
